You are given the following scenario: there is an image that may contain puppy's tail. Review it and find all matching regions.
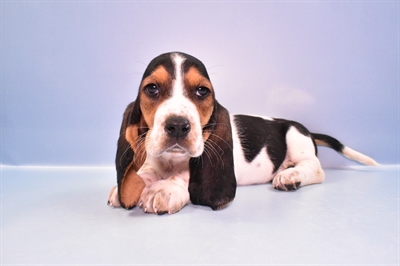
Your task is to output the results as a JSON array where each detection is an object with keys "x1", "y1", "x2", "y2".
[{"x1": 311, "y1": 133, "x2": 379, "y2": 166}]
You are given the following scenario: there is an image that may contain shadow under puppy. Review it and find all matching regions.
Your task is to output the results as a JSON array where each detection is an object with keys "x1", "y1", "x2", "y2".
[{"x1": 108, "y1": 52, "x2": 378, "y2": 215}]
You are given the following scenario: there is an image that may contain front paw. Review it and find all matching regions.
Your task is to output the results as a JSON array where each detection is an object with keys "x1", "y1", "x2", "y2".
[
  {"x1": 139, "y1": 180, "x2": 189, "y2": 215},
  {"x1": 273, "y1": 169, "x2": 302, "y2": 191},
  {"x1": 107, "y1": 186, "x2": 121, "y2": 207}
]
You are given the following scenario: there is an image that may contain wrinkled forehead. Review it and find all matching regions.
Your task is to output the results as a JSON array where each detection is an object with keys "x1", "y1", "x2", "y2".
[{"x1": 141, "y1": 52, "x2": 210, "y2": 81}]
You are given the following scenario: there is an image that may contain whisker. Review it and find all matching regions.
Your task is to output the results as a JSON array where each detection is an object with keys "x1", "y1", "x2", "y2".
[
  {"x1": 135, "y1": 138, "x2": 147, "y2": 164},
  {"x1": 202, "y1": 145, "x2": 214, "y2": 167},
  {"x1": 205, "y1": 137, "x2": 227, "y2": 169},
  {"x1": 204, "y1": 139, "x2": 222, "y2": 159},
  {"x1": 203, "y1": 141, "x2": 224, "y2": 169},
  {"x1": 207, "y1": 133, "x2": 233, "y2": 151}
]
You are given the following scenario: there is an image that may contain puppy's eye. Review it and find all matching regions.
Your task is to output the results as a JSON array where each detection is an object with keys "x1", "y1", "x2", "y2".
[
  {"x1": 196, "y1": 87, "x2": 210, "y2": 97},
  {"x1": 144, "y1": 84, "x2": 159, "y2": 97}
]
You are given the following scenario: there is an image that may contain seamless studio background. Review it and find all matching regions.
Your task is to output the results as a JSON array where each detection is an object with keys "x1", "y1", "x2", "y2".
[{"x1": 1, "y1": 1, "x2": 399, "y2": 167}]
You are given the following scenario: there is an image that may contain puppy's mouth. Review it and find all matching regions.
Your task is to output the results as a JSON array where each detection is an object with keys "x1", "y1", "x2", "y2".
[
  {"x1": 166, "y1": 144, "x2": 187, "y2": 154},
  {"x1": 162, "y1": 143, "x2": 204, "y2": 158}
]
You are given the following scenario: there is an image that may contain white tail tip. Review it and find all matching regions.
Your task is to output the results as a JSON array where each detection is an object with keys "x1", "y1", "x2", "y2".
[{"x1": 342, "y1": 147, "x2": 379, "y2": 166}]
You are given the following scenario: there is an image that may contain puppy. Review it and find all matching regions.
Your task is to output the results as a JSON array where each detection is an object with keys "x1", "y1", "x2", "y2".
[{"x1": 108, "y1": 52, "x2": 378, "y2": 214}]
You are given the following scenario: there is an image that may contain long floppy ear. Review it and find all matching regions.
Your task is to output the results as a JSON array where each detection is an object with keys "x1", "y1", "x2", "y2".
[
  {"x1": 115, "y1": 101, "x2": 146, "y2": 209},
  {"x1": 189, "y1": 101, "x2": 237, "y2": 210}
]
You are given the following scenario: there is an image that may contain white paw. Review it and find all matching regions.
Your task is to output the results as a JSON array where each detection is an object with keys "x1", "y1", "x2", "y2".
[
  {"x1": 107, "y1": 186, "x2": 121, "y2": 207},
  {"x1": 139, "y1": 180, "x2": 190, "y2": 215},
  {"x1": 273, "y1": 168, "x2": 302, "y2": 191}
]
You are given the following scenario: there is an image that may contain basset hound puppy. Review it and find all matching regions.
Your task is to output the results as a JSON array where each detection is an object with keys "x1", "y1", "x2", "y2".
[{"x1": 107, "y1": 52, "x2": 378, "y2": 214}]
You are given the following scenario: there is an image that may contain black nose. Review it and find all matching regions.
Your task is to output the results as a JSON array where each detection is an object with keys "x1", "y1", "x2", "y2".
[{"x1": 164, "y1": 116, "x2": 191, "y2": 138}]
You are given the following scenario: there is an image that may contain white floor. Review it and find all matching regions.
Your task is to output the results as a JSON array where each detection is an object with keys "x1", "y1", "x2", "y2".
[{"x1": 1, "y1": 165, "x2": 399, "y2": 265}]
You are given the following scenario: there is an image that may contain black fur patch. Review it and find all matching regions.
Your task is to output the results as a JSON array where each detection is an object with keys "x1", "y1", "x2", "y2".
[
  {"x1": 312, "y1": 133, "x2": 344, "y2": 153},
  {"x1": 142, "y1": 52, "x2": 176, "y2": 80},
  {"x1": 181, "y1": 52, "x2": 210, "y2": 80},
  {"x1": 234, "y1": 115, "x2": 315, "y2": 173},
  {"x1": 141, "y1": 52, "x2": 210, "y2": 82},
  {"x1": 273, "y1": 118, "x2": 311, "y2": 137}
]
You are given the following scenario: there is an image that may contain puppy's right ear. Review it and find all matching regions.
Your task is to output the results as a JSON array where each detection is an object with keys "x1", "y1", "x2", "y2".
[{"x1": 115, "y1": 101, "x2": 146, "y2": 209}]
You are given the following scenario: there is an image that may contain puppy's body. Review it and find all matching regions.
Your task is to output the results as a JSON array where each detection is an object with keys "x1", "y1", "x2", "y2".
[{"x1": 108, "y1": 52, "x2": 378, "y2": 214}]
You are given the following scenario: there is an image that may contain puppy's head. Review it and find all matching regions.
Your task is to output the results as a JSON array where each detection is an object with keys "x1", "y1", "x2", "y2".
[
  {"x1": 123, "y1": 52, "x2": 236, "y2": 210},
  {"x1": 136, "y1": 52, "x2": 215, "y2": 159}
]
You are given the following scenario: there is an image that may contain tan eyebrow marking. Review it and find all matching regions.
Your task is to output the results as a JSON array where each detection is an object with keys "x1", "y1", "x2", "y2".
[
  {"x1": 184, "y1": 66, "x2": 214, "y2": 127},
  {"x1": 139, "y1": 66, "x2": 173, "y2": 128}
]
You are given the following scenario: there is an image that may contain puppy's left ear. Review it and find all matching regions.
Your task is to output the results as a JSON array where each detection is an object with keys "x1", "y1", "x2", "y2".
[{"x1": 189, "y1": 101, "x2": 237, "y2": 210}]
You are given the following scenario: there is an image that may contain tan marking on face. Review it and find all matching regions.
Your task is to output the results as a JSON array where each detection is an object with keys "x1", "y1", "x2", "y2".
[
  {"x1": 140, "y1": 66, "x2": 173, "y2": 128},
  {"x1": 184, "y1": 67, "x2": 214, "y2": 125},
  {"x1": 184, "y1": 66, "x2": 215, "y2": 141}
]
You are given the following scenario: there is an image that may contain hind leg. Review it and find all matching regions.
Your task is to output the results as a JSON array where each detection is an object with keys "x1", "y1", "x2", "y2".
[{"x1": 273, "y1": 126, "x2": 325, "y2": 191}]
